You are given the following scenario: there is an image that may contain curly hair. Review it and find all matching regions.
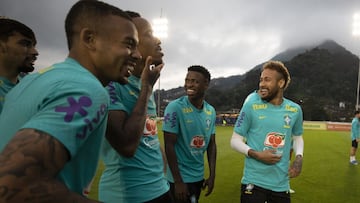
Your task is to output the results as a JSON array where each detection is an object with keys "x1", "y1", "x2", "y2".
[{"x1": 262, "y1": 60, "x2": 291, "y2": 89}]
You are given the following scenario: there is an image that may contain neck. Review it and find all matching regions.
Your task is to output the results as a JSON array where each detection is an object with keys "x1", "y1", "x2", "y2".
[
  {"x1": 0, "y1": 66, "x2": 19, "y2": 84},
  {"x1": 189, "y1": 97, "x2": 204, "y2": 109},
  {"x1": 269, "y1": 96, "x2": 284, "y2": 105}
]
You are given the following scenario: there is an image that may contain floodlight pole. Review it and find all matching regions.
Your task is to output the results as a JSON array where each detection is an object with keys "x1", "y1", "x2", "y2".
[
  {"x1": 152, "y1": 8, "x2": 168, "y2": 118},
  {"x1": 353, "y1": 12, "x2": 360, "y2": 110},
  {"x1": 357, "y1": 62, "x2": 360, "y2": 110}
]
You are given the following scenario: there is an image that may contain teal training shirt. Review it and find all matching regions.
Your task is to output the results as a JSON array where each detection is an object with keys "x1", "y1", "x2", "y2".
[
  {"x1": 234, "y1": 91, "x2": 303, "y2": 192},
  {"x1": 351, "y1": 117, "x2": 360, "y2": 140},
  {"x1": 162, "y1": 96, "x2": 216, "y2": 183},
  {"x1": 99, "y1": 75, "x2": 169, "y2": 203},
  {"x1": 0, "y1": 76, "x2": 15, "y2": 113},
  {"x1": 0, "y1": 58, "x2": 109, "y2": 196}
]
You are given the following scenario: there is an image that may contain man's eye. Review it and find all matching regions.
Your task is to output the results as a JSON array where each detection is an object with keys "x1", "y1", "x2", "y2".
[{"x1": 20, "y1": 41, "x2": 32, "y2": 48}]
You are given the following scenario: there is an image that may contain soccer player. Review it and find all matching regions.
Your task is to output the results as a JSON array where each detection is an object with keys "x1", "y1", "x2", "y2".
[
  {"x1": 163, "y1": 65, "x2": 217, "y2": 203},
  {"x1": 0, "y1": 17, "x2": 38, "y2": 112},
  {"x1": 0, "y1": 1, "x2": 140, "y2": 202},
  {"x1": 98, "y1": 11, "x2": 171, "y2": 203},
  {"x1": 230, "y1": 60, "x2": 304, "y2": 203},
  {"x1": 349, "y1": 110, "x2": 360, "y2": 165}
]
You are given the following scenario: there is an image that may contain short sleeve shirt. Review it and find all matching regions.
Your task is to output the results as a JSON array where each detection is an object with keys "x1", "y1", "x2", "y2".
[
  {"x1": 162, "y1": 96, "x2": 216, "y2": 183},
  {"x1": 0, "y1": 58, "x2": 109, "y2": 195},
  {"x1": 99, "y1": 76, "x2": 169, "y2": 203},
  {"x1": 234, "y1": 91, "x2": 303, "y2": 192},
  {"x1": 0, "y1": 76, "x2": 16, "y2": 113}
]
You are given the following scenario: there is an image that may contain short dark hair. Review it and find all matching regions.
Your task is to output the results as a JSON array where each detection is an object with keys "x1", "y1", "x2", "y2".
[
  {"x1": 188, "y1": 65, "x2": 211, "y2": 82},
  {"x1": 355, "y1": 110, "x2": 360, "y2": 115},
  {"x1": 65, "y1": 0, "x2": 132, "y2": 50},
  {"x1": 125, "y1": 11, "x2": 141, "y2": 18},
  {"x1": 0, "y1": 17, "x2": 36, "y2": 44}
]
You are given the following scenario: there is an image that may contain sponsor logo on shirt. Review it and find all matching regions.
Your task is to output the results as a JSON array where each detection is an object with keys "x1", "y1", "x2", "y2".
[
  {"x1": 55, "y1": 96, "x2": 92, "y2": 122},
  {"x1": 107, "y1": 82, "x2": 117, "y2": 105},
  {"x1": 235, "y1": 112, "x2": 246, "y2": 127},
  {"x1": 164, "y1": 112, "x2": 177, "y2": 128},
  {"x1": 55, "y1": 96, "x2": 107, "y2": 139},
  {"x1": 182, "y1": 107, "x2": 193, "y2": 113},
  {"x1": 263, "y1": 132, "x2": 285, "y2": 155},
  {"x1": 252, "y1": 104, "x2": 267, "y2": 110},
  {"x1": 38, "y1": 66, "x2": 53, "y2": 74},
  {"x1": 190, "y1": 135, "x2": 205, "y2": 148},
  {"x1": 204, "y1": 109, "x2": 212, "y2": 115},
  {"x1": 144, "y1": 116, "x2": 157, "y2": 136},
  {"x1": 143, "y1": 136, "x2": 160, "y2": 148},
  {"x1": 285, "y1": 105, "x2": 298, "y2": 113}
]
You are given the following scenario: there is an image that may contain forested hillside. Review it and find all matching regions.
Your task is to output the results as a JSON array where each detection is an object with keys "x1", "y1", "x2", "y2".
[{"x1": 155, "y1": 40, "x2": 359, "y2": 121}]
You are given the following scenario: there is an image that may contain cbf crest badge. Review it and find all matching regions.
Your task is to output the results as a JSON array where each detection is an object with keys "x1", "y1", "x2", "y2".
[
  {"x1": 284, "y1": 115, "x2": 291, "y2": 128},
  {"x1": 206, "y1": 119, "x2": 211, "y2": 128}
]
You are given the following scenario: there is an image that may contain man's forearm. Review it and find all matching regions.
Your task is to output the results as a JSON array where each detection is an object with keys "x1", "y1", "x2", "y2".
[
  {"x1": 207, "y1": 139, "x2": 217, "y2": 178},
  {"x1": 0, "y1": 180, "x2": 100, "y2": 203}
]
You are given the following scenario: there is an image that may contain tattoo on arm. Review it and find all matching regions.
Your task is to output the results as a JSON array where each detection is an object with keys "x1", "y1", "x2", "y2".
[
  {"x1": 0, "y1": 129, "x2": 94, "y2": 202},
  {"x1": 292, "y1": 155, "x2": 303, "y2": 173}
]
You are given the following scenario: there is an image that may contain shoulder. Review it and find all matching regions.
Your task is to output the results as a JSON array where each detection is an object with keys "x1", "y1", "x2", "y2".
[
  {"x1": 204, "y1": 100, "x2": 216, "y2": 111},
  {"x1": 283, "y1": 98, "x2": 303, "y2": 115},
  {"x1": 167, "y1": 96, "x2": 186, "y2": 107},
  {"x1": 242, "y1": 91, "x2": 260, "y2": 107},
  {"x1": 284, "y1": 98, "x2": 301, "y2": 109}
]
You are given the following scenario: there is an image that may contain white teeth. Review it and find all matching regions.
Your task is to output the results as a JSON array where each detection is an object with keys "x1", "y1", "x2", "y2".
[
  {"x1": 260, "y1": 89, "x2": 267, "y2": 93},
  {"x1": 187, "y1": 89, "x2": 195, "y2": 93},
  {"x1": 128, "y1": 66, "x2": 134, "y2": 72}
]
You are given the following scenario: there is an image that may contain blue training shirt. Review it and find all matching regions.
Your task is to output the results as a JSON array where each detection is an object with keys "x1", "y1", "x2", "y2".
[
  {"x1": 99, "y1": 75, "x2": 169, "y2": 203},
  {"x1": 162, "y1": 96, "x2": 216, "y2": 183},
  {"x1": 351, "y1": 117, "x2": 360, "y2": 140},
  {"x1": 234, "y1": 91, "x2": 303, "y2": 192},
  {"x1": 0, "y1": 76, "x2": 16, "y2": 113},
  {"x1": 0, "y1": 58, "x2": 109, "y2": 195}
]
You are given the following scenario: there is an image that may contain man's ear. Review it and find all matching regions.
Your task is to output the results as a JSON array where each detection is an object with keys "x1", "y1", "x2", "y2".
[
  {"x1": 0, "y1": 41, "x2": 7, "y2": 53},
  {"x1": 80, "y1": 28, "x2": 96, "y2": 50},
  {"x1": 204, "y1": 80, "x2": 210, "y2": 89},
  {"x1": 279, "y1": 79, "x2": 285, "y2": 89}
]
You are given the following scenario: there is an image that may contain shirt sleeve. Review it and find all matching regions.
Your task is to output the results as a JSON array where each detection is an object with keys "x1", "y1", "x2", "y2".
[
  {"x1": 162, "y1": 101, "x2": 180, "y2": 134},
  {"x1": 106, "y1": 81, "x2": 128, "y2": 113},
  {"x1": 234, "y1": 101, "x2": 252, "y2": 138},
  {"x1": 22, "y1": 81, "x2": 109, "y2": 158},
  {"x1": 292, "y1": 105, "x2": 304, "y2": 136}
]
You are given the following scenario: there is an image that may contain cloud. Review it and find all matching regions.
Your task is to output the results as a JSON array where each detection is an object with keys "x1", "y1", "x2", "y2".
[{"x1": 2, "y1": 0, "x2": 360, "y2": 90}]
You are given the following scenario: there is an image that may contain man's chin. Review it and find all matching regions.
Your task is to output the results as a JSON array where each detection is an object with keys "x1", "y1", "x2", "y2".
[
  {"x1": 116, "y1": 77, "x2": 129, "y2": 85},
  {"x1": 19, "y1": 66, "x2": 35, "y2": 73},
  {"x1": 152, "y1": 58, "x2": 163, "y2": 66}
]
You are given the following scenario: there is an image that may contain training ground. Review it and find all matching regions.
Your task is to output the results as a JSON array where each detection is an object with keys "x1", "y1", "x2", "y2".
[{"x1": 88, "y1": 121, "x2": 360, "y2": 203}]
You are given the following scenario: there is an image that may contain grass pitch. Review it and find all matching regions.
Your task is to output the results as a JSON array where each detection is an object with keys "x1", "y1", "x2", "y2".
[{"x1": 89, "y1": 126, "x2": 360, "y2": 203}]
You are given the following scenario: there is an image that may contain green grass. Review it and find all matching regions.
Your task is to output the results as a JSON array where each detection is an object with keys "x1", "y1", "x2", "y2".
[{"x1": 88, "y1": 125, "x2": 360, "y2": 203}]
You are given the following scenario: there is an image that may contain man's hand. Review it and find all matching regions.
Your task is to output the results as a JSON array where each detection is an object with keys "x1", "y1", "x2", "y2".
[
  {"x1": 174, "y1": 181, "x2": 189, "y2": 202},
  {"x1": 141, "y1": 56, "x2": 164, "y2": 88},
  {"x1": 202, "y1": 177, "x2": 215, "y2": 196},
  {"x1": 289, "y1": 155, "x2": 303, "y2": 178},
  {"x1": 249, "y1": 149, "x2": 282, "y2": 164}
]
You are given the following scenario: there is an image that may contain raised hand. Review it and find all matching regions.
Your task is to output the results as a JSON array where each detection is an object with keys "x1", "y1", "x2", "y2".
[{"x1": 141, "y1": 56, "x2": 164, "y2": 88}]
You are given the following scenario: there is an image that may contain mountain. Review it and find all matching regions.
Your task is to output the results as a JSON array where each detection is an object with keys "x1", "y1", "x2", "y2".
[{"x1": 155, "y1": 40, "x2": 359, "y2": 121}]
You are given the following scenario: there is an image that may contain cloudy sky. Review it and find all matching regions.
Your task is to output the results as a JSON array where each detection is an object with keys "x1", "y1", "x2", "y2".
[{"x1": 1, "y1": 0, "x2": 360, "y2": 90}]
